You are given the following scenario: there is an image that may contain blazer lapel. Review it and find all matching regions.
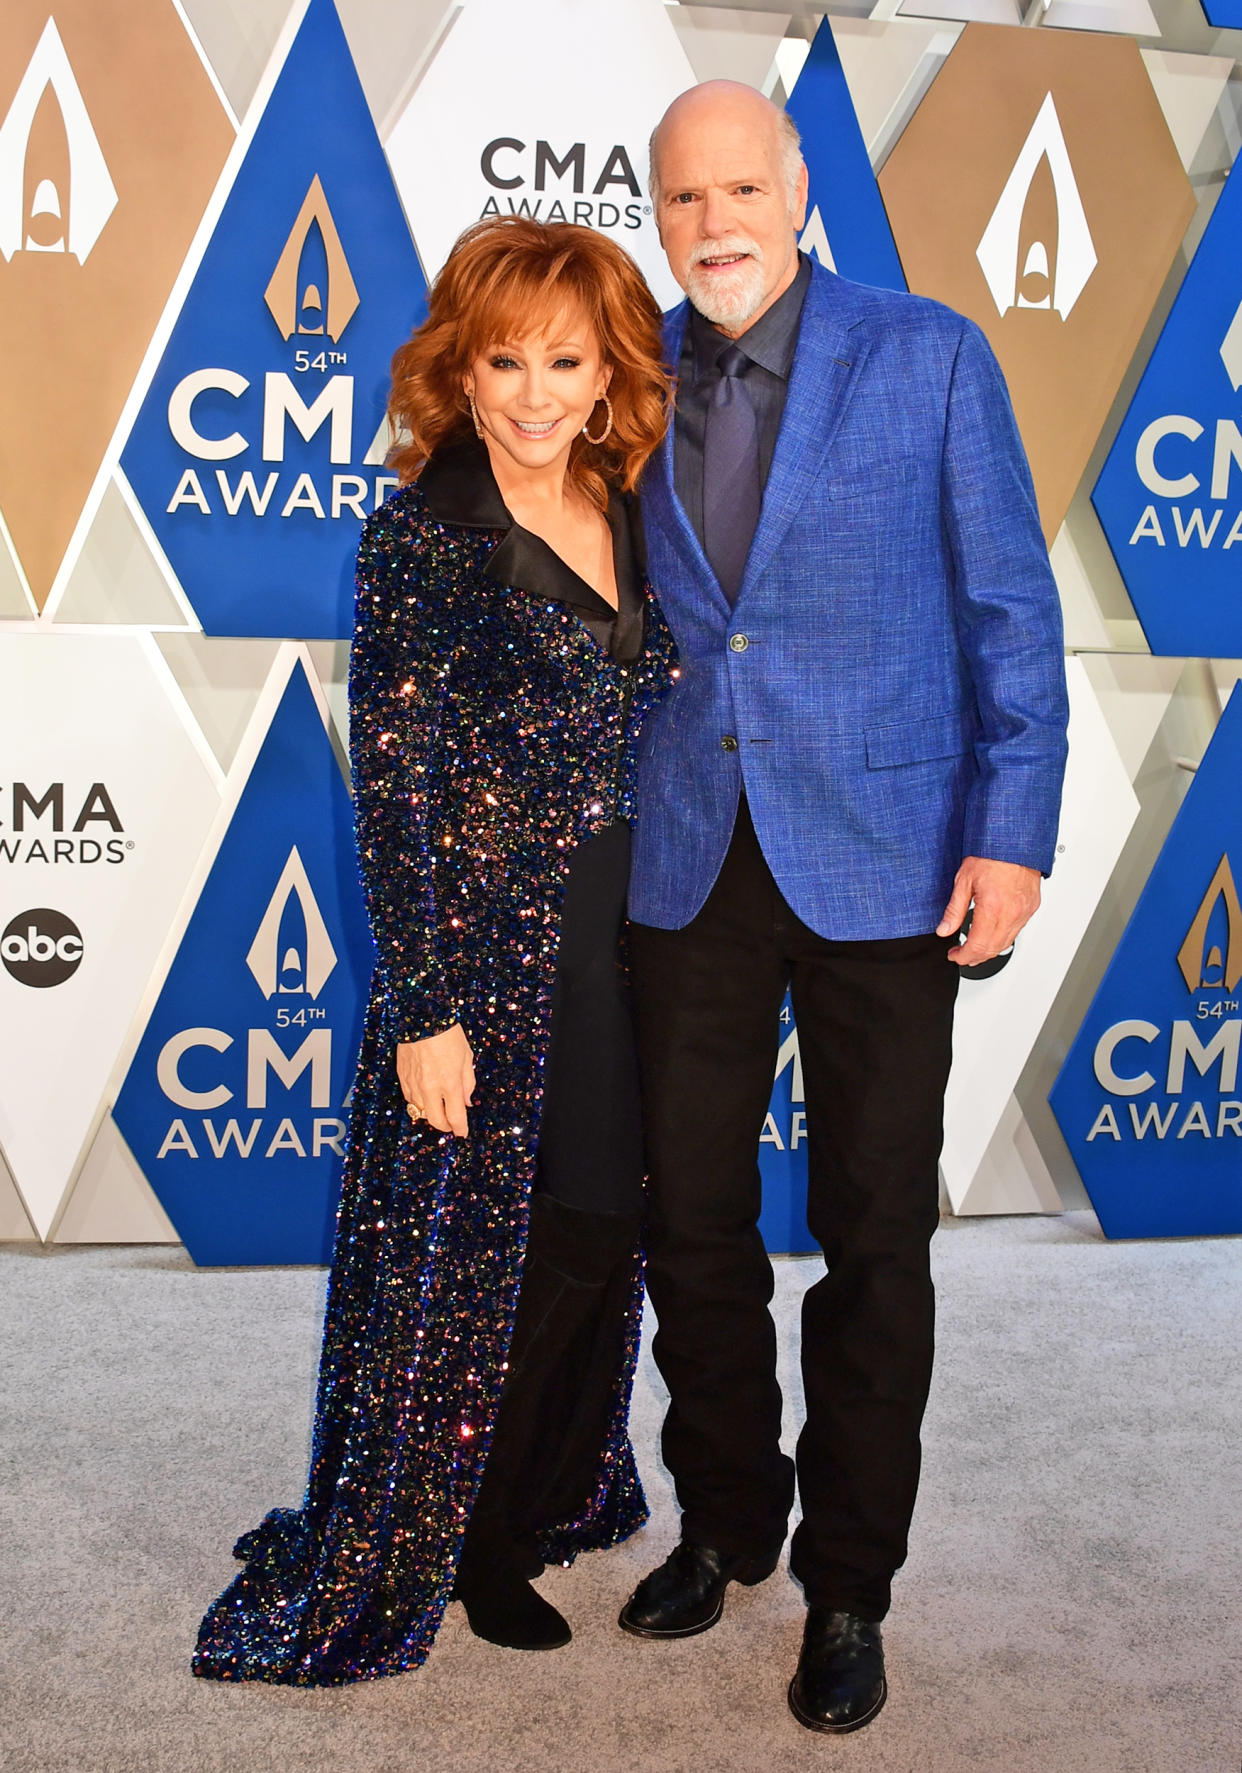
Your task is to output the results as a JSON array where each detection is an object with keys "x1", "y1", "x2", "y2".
[
  {"x1": 643, "y1": 304, "x2": 733, "y2": 619},
  {"x1": 736, "y1": 266, "x2": 873, "y2": 602}
]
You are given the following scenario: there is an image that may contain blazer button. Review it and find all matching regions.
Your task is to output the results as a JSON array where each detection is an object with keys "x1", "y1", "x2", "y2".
[
  {"x1": 729, "y1": 634, "x2": 749, "y2": 653},
  {"x1": 721, "y1": 734, "x2": 739, "y2": 752}
]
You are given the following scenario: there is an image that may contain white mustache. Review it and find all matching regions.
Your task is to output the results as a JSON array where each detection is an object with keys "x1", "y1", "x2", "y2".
[{"x1": 687, "y1": 236, "x2": 764, "y2": 269}]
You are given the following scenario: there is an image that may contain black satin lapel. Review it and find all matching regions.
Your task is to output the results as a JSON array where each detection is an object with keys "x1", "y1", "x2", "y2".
[
  {"x1": 619, "y1": 488, "x2": 647, "y2": 579},
  {"x1": 608, "y1": 493, "x2": 645, "y2": 662},
  {"x1": 417, "y1": 434, "x2": 512, "y2": 528},
  {"x1": 421, "y1": 432, "x2": 640, "y2": 654},
  {"x1": 483, "y1": 525, "x2": 616, "y2": 613},
  {"x1": 494, "y1": 515, "x2": 643, "y2": 627}
]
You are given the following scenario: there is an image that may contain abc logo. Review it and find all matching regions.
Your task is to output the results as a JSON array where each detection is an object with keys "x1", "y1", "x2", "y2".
[{"x1": 1, "y1": 908, "x2": 84, "y2": 987}]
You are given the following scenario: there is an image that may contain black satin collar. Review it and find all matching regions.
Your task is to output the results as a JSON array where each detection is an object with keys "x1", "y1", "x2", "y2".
[
  {"x1": 418, "y1": 434, "x2": 645, "y2": 657},
  {"x1": 418, "y1": 432, "x2": 512, "y2": 529}
]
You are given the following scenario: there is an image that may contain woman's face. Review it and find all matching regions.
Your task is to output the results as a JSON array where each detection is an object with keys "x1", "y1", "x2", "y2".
[{"x1": 464, "y1": 309, "x2": 610, "y2": 480}]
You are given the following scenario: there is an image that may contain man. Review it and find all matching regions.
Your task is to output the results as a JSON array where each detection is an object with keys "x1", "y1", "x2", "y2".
[{"x1": 620, "y1": 81, "x2": 1069, "y2": 1735}]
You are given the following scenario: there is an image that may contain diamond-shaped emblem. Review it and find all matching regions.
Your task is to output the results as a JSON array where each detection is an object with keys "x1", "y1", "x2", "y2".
[
  {"x1": 878, "y1": 25, "x2": 1193, "y2": 543},
  {"x1": 786, "y1": 18, "x2": 905, "y2": 291},
  {"x1": 0, "y1": 2, "x2": 233, "y2": 607},
  {"x1": 120, "y1": 0, "x2": 425, "y2": 639},
  {"x1": 1050, "y1": 687, "x2": 1242, "y2": 1238},
  {"x1": 0, "y1": 633, "x2": 221, "y2": 1237},
  {"x1": 113, "y1": 655, "x2": 374, "y2": 1265},
  {"x1": 384, "y1": 0, "x2": 695, "y2": 312},
  {"x1": 1092, "y1": 154, "x2": 1242, "y2": 657}
]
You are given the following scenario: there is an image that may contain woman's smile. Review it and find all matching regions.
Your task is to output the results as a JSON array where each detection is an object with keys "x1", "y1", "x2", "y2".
[{"x1": 508, "y1": 415, "x2": 563, "y2": 437}]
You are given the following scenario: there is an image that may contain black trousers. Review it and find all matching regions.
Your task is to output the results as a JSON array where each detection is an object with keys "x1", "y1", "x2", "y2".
[
  {"x1": 537, "y1": 819, "x2": 643, "y2": 1217},
  {"x1": 630, "y1": 800, "x2": 959, "y2": 1619},
  {"x1": 464, "y1": 823, "x2": 644, "y2": 1568}
]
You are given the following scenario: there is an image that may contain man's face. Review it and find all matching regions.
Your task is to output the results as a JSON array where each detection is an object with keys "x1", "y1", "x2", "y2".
[{"x1": 654, "y1": 100, "x2": 807, "y2": 336}]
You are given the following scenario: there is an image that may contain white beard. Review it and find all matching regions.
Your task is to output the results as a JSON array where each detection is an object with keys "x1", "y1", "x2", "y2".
[{"x1": 685, "y1": 246, "x2": 767, "y2": 331}]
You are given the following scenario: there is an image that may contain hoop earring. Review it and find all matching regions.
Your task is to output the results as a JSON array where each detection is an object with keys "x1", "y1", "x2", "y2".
[
  {"x1": 582, "y1": 394, "x2": 613, "y2": 446},
  {"x1": 467, "y1": 393, "x2": 483, "y2": 439}
]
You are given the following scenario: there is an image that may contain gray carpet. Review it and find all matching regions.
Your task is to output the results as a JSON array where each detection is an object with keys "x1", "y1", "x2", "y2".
[{"x1": 1, "y1": 1214, "x2": 1238, "y2": 1773}]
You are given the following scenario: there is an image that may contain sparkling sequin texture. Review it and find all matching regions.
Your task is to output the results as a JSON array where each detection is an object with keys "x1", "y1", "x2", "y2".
[{"x1": 191, "y1": 478, "x2": 677, "y2": 1686}]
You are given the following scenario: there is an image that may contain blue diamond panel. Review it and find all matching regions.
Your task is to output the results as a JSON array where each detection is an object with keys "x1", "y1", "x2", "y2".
[
  {"x1": 114, "y1": 661, "x2": 374, "y2": 1264},
  {"x1": 1201, "y1": 0, "x2": 1242, "y2": 23},
  {"x1": 1092, "y1": 157, "x2": 1242, "y2": 656},
  {"x1": 122, "y1": 0, "x2": 425, "y2": 638},
  {"x1": 786, "y1": 19, "x2": 906, "y2": 291},
  {"x1": 1050, "y1": 688, "x2": 1242, "y2": 1238}
]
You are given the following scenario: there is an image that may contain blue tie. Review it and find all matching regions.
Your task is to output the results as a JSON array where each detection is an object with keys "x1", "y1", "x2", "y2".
[{"x1": 702, "y1": 342, "x2": 760, "y2": 607}]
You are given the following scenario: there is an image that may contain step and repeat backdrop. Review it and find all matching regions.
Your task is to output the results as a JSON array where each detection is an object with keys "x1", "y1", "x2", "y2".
[{"x1": 1, "y1": 0, "x2": 1240, "y2": 1262}]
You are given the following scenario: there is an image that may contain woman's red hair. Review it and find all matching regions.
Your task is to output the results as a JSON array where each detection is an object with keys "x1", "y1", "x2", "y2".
[{"x1": 388, "y1": 216, "x2": 670, "y2": 508}]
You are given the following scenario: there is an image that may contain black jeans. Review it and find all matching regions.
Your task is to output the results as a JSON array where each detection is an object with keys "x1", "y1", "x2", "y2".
[{"x1": 630, "y1": 800, "x2": 959, "y2": 1619}]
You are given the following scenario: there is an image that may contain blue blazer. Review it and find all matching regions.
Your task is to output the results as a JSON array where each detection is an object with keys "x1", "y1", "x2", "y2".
[{"x1": 630, "y1": 261, "x2": 1070, "y2": 940}]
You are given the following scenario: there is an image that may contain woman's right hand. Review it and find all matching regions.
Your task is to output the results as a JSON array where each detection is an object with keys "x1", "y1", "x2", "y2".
[{"x1": 397, "y1": 1024, "x2": 475, "y2": 1137}]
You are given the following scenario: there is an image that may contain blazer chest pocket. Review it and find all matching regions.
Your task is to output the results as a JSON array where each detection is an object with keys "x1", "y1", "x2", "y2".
[
  {"x1": 826, "y1": 454, "x2": 917, "y2": 502},
  {"x1": 865, "y1": 711, "x2": 975, "y2": 770}
]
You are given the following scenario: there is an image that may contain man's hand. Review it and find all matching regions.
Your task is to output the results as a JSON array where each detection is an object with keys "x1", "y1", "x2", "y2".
[
  {"x1": 397, "y1": 1022, "x2": 475, "y2": 1136},
  {"x1": 937, "y1": 857, "x2": 1042, "y2": 968}
]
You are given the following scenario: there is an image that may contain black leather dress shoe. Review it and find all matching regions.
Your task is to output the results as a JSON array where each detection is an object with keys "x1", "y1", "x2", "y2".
[
  {"x1": 618, "y1": 1540, "x2": 780, "y2": 1639},
  {"x1": 788, "y1": 1608, "x2": 887, "y2": 1733}
]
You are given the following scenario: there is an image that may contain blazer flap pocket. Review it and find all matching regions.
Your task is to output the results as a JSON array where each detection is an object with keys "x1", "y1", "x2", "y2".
[
  {"x1": 865, "y1": 711, "x2": 974, "y2": 770},
  {"x1": 827, "y1": 454, "x2": 916, "y2": 501}
]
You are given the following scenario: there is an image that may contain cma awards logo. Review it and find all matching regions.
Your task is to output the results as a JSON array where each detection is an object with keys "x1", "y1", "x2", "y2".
[
  {"x1": 0, "y1": 779, "x2": 128, "y2": 865},
  {"x1": 0, "y1": 17, "x2": 115, "y2": 263},
  {"x1": 1051, "y1": 691, "x2": 1242, "y2": 1236},
  {"x1": 0, "y1": 3, "x2": 230, "y2": 613},
  {"x1": 881, "y1": 28, "x2": 1194, "y2": 549},
  {"x1": 1119, "y1": 302, "x2": 1242, "y2": 557},
  {"x1": 976, "y1": 93, "x2": 1096, "y2": 322},
  {"x1": 1176, "y1": 855, "x2": 1242, "y2": 994},
  {"x1": 477, "y1": 136, "x2": 646, "y2": 232},
  {"x1": 119, "y1": 0, "x2": 425, "y2": 639},
  {"x1": 113, "y1": 655, "x2": 374, "y2": 1263},
  {"x1": 244, "y1": 845, "x2": 337, "y2": 1000},
  {"x1": 161, "y1": 182, "x2": 393, "y2": 533},
  {"x1": 153, "y1": 847, "x2": 347, "y2": 1170},
  {"x1": 263, "y1": 175, "x2": 358, "y2": 343},
  {"x1": 1083, "y1": 856, "x2": 1242, "y2": 1149},
  {"x1": 1092, "y1": 149, "x2": 1242, "y2": 656}
]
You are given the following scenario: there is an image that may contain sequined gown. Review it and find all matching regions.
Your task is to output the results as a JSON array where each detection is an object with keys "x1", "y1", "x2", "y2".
[{"x1": 192, "y1": 438, "x2": 677, "y2": 1685}]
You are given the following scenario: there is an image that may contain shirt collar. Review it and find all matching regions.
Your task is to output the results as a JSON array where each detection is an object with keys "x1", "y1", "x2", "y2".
[{"x1": 688, "y1": 250, "x2": 811, "y2": 384}]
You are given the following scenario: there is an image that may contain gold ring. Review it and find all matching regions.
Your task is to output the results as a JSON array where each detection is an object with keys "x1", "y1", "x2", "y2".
[{"x1": 406, "y1": 1102, "x2": 423, "y2": 1122}]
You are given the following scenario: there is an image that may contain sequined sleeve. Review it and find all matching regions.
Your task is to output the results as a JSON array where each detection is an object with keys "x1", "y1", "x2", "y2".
[{"x1": 349, "y1": 499, "x2": 468, "y2": 1044}]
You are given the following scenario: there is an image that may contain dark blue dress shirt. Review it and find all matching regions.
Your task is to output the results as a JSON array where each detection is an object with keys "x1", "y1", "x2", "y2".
[{"x1": 673, "y1": 251, "x2": 812, "y2": 561}]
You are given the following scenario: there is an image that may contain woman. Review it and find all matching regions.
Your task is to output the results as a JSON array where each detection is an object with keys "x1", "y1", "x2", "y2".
[{"x1": 191, "y1": 217, "x2": 675, "y2": 1685}]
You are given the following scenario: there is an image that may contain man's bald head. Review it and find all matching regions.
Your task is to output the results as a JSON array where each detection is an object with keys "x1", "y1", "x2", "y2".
[
  {"x1": 647, "y1": 80, "x2": 808, "y2": 335},
  {"x1": 649, "y1": 81, "x2": 803, "y2": 209}
]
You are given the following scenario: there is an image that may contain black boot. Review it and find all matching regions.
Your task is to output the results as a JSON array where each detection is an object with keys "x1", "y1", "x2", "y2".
[
  {"x1": 451, "y1": 1547, "x2": 570, "y2": 1651},
  {"x1": 453, "y1": 1193, "x2": 640, "y2": 1650}
]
